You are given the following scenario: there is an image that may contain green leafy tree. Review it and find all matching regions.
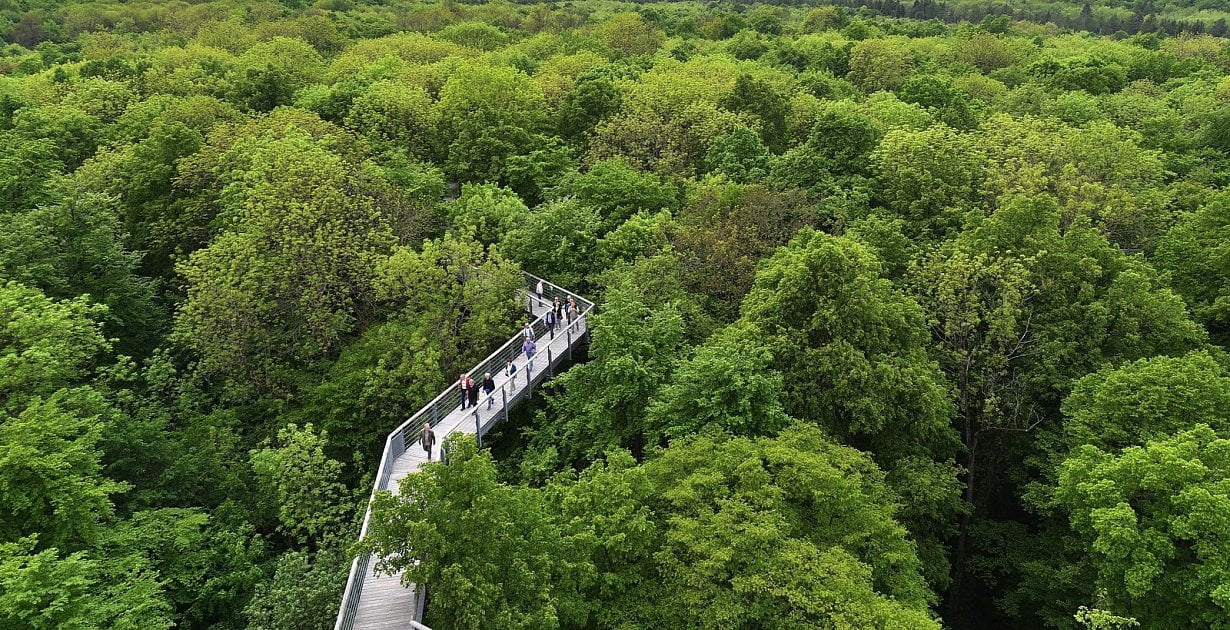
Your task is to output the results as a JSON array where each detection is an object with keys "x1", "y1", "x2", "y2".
[
  {"x1": 173, "y1": 128, "x2": 396, "y2": 393},
  {"x1": 703, "y1": 126, "x2": 770, "y2": 182},
  {"x1": 0, "y1": 283, "x2": 124, "y2": 549},
  {"x1": 446, "y1": 183, "x2": 531, "y2": 247},
  {"x1": 740, "y1": 229, "x2": 958, "y2": 466},
  {"x1": 644, "y1": 322, "x2": 788, "y2": 443},
  {"x1": 0, "y1": 191, "x2": 159, "y2": 349},
  {"x1": 1155, "y1": 193, "x2": 1230, "y2": 341},
  {"x1": 244, "y1": 551, "x2": 347, "y2": 630},
  {"x1": 1042, "y1": 426, "x2": 1230, "y2": 628},
  {"x1": 1059, "y1": 352, "x2": 1230, "y2": 453},
  {"x1": 718, "y1": 73, "x2": 789, "y2": 152},
  {"x1": 376, "y1": 231, "x2": 523, "y2": 379},
  {"x1": 871, "y1": 124, "x2": 985, "y2": 239},
  {"x1": 642, "y1": 426, "x2": 940, "y2": 628},
  {"x1": 362, "y1": 434, "x2": 590, "y2": 629},
  {"x1": 0, "y1": 537, "x2": 172, "y2": 630},
  {"x1": 552, "y1": 159, "x2": 677, "y2": 232},
  {"x1": 250, "y1": 424, "x2": 351, "y2": 548},
  {"x1": 557, "y1": 72, "x2": 623, "y2": 145},
  {"x1": 497, "y1": 199, "x2": 600, "y2": 290}
]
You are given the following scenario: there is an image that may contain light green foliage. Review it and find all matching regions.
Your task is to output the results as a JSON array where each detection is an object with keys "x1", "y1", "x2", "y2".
[
  {"x1": 173, "y1": 128, "x2": 396, "y2": 390},
  {"x1": 846, "y1": 38, "x2": 915, "y2": 92},
  {"x1": 497, "y1": 199, "x2": 600, "y2": 289},
  {"x1": 0, "y1": 536, "x2": 172, "y2": 630},
  {"x1": 642, "y1": 426, "x2": 939, "y2": 628},
  {"x1": 594, "y1": 209, "x2": 674, "y2": 270},
  {"x1": 740, "y1": 229, "x2": 957, "y2": 464},
  {"x1": 11, "y1": 104, "x2": 101, "y2": 171},
  {"x1": 0, "y1": 281, "x2": 109, "y2": 403},
  {"x1": 1046, "y1": 426, "x2": 1230, "y2": 628},
  {"x1": 434, "y1": 61, "x2": 549, "y2": 182},
  {"x1": 363, "y1": 434, "x2": 590, "y2": 629},
  {"x1": 244, "y1": 551, "x2": 347, "y2": 630},
  {"x1": 446, "y1": 183, "x2": 531, "y2": 246},
  {"x1": 377, "y1": 232, "x2": 523, "y2": 375},
  {"x1": 250, "y1": 424, "x2": 350, "y2": 547},
  {"x1": 344, "y1": 80, "x2": 436, "y2": 156},
  {"x1": 553, "y1": 158, "x2": 677, "y2": 232},
  {"x1": 644, "y1": 322, "x2": 788, "y2": 443},
  {"x1": 1060, "y1": 352, "x2": 1230, "y2": 452},
  {"x1": 872, "y1": 124, "x2": 985, "y2": 238},
  {"x1": 1155, "y1": 193, "x2": 1230, "y2": 340}
]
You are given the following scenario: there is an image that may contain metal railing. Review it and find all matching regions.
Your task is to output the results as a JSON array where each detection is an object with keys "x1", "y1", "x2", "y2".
[{"x1": 334, "y1": 271, "x2": 594, "y2": 630}]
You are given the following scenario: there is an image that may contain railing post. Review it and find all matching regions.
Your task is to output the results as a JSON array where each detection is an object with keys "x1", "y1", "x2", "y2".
[
  {"x1": 567, "y1": 328, "x2": 572, "y2": 361},
  {"x1": 526, "y1": 362, "x2": 533, "y2": 399},
  {"x1": 502, "y1": 386, "x2": 508, "y2": 424},
  {"x1": 431, "y1": 402, "x2": 438, "y2": 427},
  {"x1": 474, "y1": 410, "x2": 481, "y2": 447},
  {"x1": 547, "y1": 347, "x2": 553, "y2": 378}
]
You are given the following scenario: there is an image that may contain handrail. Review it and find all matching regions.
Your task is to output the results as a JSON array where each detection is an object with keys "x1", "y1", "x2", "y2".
[{"x1": 335, "y1": 271, "x2": 593, "y2": 630}]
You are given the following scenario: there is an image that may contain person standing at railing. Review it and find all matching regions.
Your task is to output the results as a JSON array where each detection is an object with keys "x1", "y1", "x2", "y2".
[
  {"x1": 459, "y1": 373, "x2": 472, "y2": 410},
  {"x1": 506, "y1": 359, "x2": 517, "y2": 385},
  {"x1": 483, "y1": 372, "x2": 496, "y2": 409},
  {"x1": 420, "y1": 421, "x2": 436, "y2": 461},
  {"x1": 566, "y1": 298, "x2": 579, "y2": 332},
  {"x1": 523, "y1": 336, "x2": 537, "y2": 372},
  {"x1": 545, "y1": 308, "x2": 557, "y2": 339}
]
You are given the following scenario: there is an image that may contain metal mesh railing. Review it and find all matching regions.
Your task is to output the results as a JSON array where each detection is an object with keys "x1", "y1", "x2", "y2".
[{"x1": 334, "y1": 271, "x2": 593, "y2": 630}]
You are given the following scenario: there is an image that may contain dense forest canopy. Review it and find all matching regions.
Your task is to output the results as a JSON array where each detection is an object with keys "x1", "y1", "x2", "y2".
[{"x1": 1, "y1": 0, "x2": 1230, "y2": 628}]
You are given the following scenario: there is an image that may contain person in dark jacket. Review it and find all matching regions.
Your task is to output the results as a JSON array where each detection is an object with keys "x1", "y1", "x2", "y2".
[
  {"x1": 483, "y1": 372, "x2": 496, "y2": 409},
  {"x1": 468, "y1": 374, "x2": 480, "y2": 409},
  {"x1": 458, "y1": 373, "x2": 471, "y2": 410},
  {"x1": 420, "y1": 421, "x2": 436, "y2": 461}
]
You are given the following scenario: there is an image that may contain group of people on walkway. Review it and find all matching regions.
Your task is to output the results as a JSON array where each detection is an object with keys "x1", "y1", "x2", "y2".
[{"x1": 421, "y1": 283, "x2": 585, "y2": 461}]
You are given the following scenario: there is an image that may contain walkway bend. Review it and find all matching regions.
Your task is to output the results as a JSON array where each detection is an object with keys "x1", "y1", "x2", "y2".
[{"x1": 334, "y1": 272, "x2": 594, "y2": 630}]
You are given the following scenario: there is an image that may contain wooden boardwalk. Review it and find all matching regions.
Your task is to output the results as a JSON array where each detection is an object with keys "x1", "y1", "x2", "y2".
[{"x1": 337, "y1": 276, "x2": 591, "y2": 630}]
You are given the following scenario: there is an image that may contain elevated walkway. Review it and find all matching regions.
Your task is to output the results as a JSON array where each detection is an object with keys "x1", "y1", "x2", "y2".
[{"x1": 335, "y1": 272, "x2": 593, "y2": 629}]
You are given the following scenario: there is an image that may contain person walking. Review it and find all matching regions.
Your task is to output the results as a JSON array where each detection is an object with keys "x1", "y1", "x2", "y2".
[
  {"x1": 468, "y1": 376, "x2": 480, "y2": 409},
  {"x1": 545, "y1": 308, "x2": 557, "y2": 339},
  {"x1": 523, "y1": 321, "x2": 534, "y2": 340},
  {"x1": 483, "y1": 372, "x2": 496, "y2": 409},
  {"x1": 506, "y1": 359, "x2": 517, "y2": 385},
  {"x1": 536, "y1": 279, "x2": 545, "y2": 303},
  {"x1": 523, "y1": 336, "x2": 537, "y2": 372},
  {"x1": 458, "y1": 373, "x2": 471, "y2": 410},
  {"x1": 553, "y1": 297, "x2": 563, "y2": 321},
  {"x1": 420, "y1": 421, "x2": 436, "y2": 461}
]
